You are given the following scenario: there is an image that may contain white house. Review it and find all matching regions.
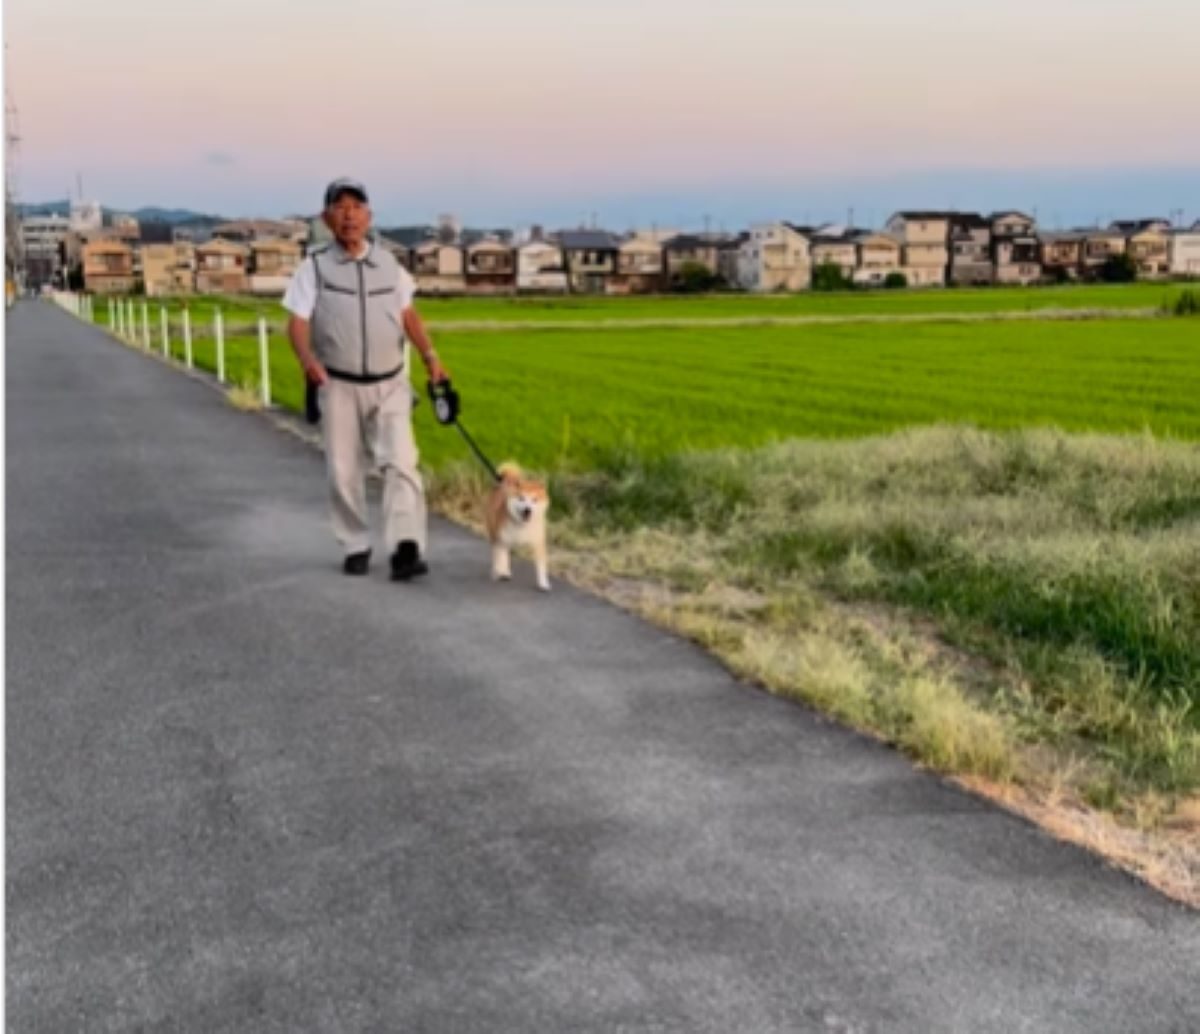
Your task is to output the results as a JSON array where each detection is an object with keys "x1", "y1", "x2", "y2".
[
  {"x1": 1168, "y1": 225, "x2": 1200, "y2": 278},
  {"x1": 736, "y1": 222, "x2": 811, "y2": 292},
  {"x1": 516, "y1": 240, "x2": 568, "y2": 293}
]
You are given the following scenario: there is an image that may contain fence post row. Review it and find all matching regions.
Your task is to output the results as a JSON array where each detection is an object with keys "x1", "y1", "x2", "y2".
[
  {"x1": 183, "y1": 308, "x2": 193, "y2": 369},
  {"x1": 160, "y1": 305, "x2": 169, "y2": 357},
  {"x1": 215, "y1": 308, "x2": 225, "y2": 384},
  {"x1": 258, "y1": 316, "x2": 271, "y2": 407}
]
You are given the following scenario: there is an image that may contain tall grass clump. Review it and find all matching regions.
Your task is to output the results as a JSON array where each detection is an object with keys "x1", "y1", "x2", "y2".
[{"x1": 549, "y1": 427, "x2": 1200, "y2": 796}]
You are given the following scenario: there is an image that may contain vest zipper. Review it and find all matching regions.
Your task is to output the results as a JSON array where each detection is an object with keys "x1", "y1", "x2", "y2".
[{"x1": 357, "y1": 261, "x2": 368, "y2": 375}]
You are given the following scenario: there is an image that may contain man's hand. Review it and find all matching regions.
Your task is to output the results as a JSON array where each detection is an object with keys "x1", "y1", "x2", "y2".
[
  {"x1": 287, "y1": 315, "x2": 327, "y2": 385},
  {"x1": 425, "y1": 352, "x2": 448, "y2": 385},
  {"x1": 302, "y1": 355, "x2": 329, "y2": 385}
]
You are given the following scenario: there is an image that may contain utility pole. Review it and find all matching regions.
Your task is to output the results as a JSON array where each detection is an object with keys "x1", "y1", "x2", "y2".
[{"x1": 5, "y1": 50, "x2": 24, "y2": 295}]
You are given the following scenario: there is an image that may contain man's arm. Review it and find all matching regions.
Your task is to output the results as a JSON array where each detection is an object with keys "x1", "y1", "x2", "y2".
[
  {"x1": 283, "y1": 258, "x2": 326, "y2": 384},
  {"x1": 403, "y1": 306, "x2": 448, "y2": 383},
  {"x1": 287, "y1": 314, "x2": 327, "y2": 385}
]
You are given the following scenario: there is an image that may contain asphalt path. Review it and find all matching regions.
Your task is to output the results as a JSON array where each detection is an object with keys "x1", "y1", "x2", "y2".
[{"x1": 6, "y1": 301, "x2": 1198, "y2": 1032}]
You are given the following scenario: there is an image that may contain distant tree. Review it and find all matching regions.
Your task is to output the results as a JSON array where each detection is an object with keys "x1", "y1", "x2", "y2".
[
  {"x1": 883, "y1": 272, "x2": 908, "y2": 289},
  {"x1": 674, "y1": 261, "x2": 717, "y2": 293},
  {"x1": 811, "y1": 260, "x2": 852, "y2": 291},
  {"x1": 1174, "y1": 289, "x2": 1199, "y2": 316},
  {"x1": 66, "y1": 265, "x2": 85, "y2": 292},
  {"x1": 1100, "y1": 252, "x2": 1137, "y2": 283}
]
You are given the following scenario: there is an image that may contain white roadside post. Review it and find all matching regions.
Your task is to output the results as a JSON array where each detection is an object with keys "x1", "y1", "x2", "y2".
[
  {"x1": 126, "y1": 299, "x2": 135, "y2": 340},
  {"x1": 141, "y1": 301, "x2": 150, "y2": 350},
  {"x1": 215, "y1": 308, "x2": 226, "y2": 383},
  {"x1": 160, "y1": 305, "x2": 169, "y2": 357},
  {"x1": 258, "y1": 315, "x2": 271, "y2": 406},
  {"x1": 115, "y1": 299, "x2": 123, "y2": 336},
  {"x1": 183, "y1": 307, "x2": 193, "y2": 368}
]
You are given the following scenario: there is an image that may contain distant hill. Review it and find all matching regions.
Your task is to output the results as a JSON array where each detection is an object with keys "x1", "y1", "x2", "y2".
[
  {"x1": 17, "y1": 201, "x2": 225, "y2": 225},
  {"x1": 17, "y1": 200, "x2": 71, "y2": 217},
  {"x1": 131, "y1": 206, "x2": 224, "y2": 225}
]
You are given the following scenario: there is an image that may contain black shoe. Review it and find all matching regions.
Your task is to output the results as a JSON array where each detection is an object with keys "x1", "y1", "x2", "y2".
[
  {"x1": 343, "y1": 549, "x2": 371, "y2": 576},
  {"x1": 390, "y1": 540, "x2": 429, "y2": 581}
]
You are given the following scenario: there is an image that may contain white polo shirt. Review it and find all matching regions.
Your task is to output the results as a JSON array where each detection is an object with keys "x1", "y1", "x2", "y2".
[{"x1": 283, "y1": 240, "x2": 417, "y2": 320}]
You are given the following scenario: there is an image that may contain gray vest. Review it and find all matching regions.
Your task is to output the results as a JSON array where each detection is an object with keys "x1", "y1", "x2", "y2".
[{"x1": 310, "y1": 239, "x2": 405, "y2": 381}]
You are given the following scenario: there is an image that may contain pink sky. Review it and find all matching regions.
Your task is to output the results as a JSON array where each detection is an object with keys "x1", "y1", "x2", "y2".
[{"x1": 5, "y1": 0, "x2": 1199, "y2": 224}]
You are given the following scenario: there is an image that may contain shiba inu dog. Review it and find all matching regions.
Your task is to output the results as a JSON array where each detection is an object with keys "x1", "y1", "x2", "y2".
[{"x1": 485, "y1": 463, "x2": 550, "y2": 592}]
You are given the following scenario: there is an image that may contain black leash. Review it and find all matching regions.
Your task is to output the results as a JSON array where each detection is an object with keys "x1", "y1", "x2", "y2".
[{"x1": 427, "y1": 379, "x2": 501, "y2": 482}]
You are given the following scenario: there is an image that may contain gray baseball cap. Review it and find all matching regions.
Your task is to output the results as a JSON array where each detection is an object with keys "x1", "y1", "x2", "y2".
[{"x1": 324, "y1": 177, "x2": 369, "y2": 206}]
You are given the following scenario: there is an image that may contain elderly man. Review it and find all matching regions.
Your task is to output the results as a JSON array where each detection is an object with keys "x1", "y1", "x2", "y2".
[{"x1": 284, "y1": 178, "x2": 448, "y2": 580}]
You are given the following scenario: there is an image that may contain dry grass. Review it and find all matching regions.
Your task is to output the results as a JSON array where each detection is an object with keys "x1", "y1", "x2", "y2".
[
  {"x1": 226, "y1": 380, "x2": 265, "y2": 411},
  {"x1": 428, "y1": 426, "x2": 1200, "y2": 905}
]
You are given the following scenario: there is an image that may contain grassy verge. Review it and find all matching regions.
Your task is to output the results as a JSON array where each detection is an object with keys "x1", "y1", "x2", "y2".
[{"x1": 429, "y1": 427, "x2": 1199, "y2": 901}]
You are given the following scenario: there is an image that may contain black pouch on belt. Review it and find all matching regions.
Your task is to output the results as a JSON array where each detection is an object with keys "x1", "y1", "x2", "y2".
[{"x1": 305, "y1": 381, "x2": 321, "y2": 424}]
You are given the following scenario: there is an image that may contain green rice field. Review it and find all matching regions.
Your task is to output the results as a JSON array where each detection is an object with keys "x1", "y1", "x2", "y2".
[
  {"x1": 184, "y1": 317, "x2": 1200, "y2": 470},
  {"x1": 93, "y1": 280, "x2": 1189, "y2": 332}
]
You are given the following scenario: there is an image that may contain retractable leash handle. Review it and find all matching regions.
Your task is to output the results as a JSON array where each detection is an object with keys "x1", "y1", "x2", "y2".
[
  {"x1": 427, "y1": 377, "x2": 460, "y2": 426},
  {"x1": 426, "y1": 379, "x2": 502, "y2": 482}
]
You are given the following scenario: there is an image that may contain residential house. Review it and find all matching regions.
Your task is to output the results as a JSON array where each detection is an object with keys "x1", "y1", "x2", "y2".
[
  {"x1": 214, "y1": 219, "x2": 308, "y2": 245},
  {"x1": 172, "y1": 222, "x2": 216, "y2": 246},
  {"x1": 110, "y1": 214, "x2": 141, "y2": 242},
  {"x1": 64, "y1": 226, "x2": 125, "y2": 270},
  {"x1": 716, "y1": 234, "x2": 748, "y2": 288},
  {"x1": 662, "y1": 235, "x2": 723, "y2": 288},
  {"x1": 249, "y1": 238, "x2": 302, "y2": 295},
  {"x1": 885, "y1": 211, "x2": 950, "y2": 286},
  {"x1": 851, "y1": 232, "x2": 903, "y2": 286},
  {"x1": 516, "y1": 240, "x2": 569, "y2": 293},
  {"x1": 809, "y1": 228, "x2": 858, "y2": 283},
  {"x1": 195, "y1": 239, "x2": 250, "y2": 293},
  {"x1": 1039, "y1": 231, "x2": 1087, "y2": 282},
  {"x1": 82, "y1": 239, "x2": 135, "y2": 294},
  {"x1": 1168, "y1": 224, "x2": 1200, "y2": 277},
  {"x1": 141, "y1": 242, "x2": 196, "y2": 296},
  {"x1": 737, "y1": 223, "x2": 812, "y2": 292},
  {"x1": 989, "y1": 211, "x2": 1040, "y2": 284},
  {"x1": 947, "y1": 213, "x2": 992, "y2": 285},
  {"x1": 1080, "y1": 228, "x2": 1126, "y2": 279},
  {"x1": 1110, "y1": 218, "x2": 1172, "y2": 236},
  {"x1": 411, "y1": 241, "x2": 466, "y2": 294},
  {"x1": 464, "y1": 238, "x2": 516, "y2": 293},
  {"x1": 1124, "y1": 226, "x2": 1170, "y2": 279},
  {"x1": 20, "y1": 215, "x2": 70, "y2": 287},
  {"x1": 612, "y1": 237, "x2": 665, "y2": 294},
  {"x1": 559, "y1": 230, "x2": 621, "y2": 294},
  {"x1": 376, "y1": 235, "x2": 413, "y2": 271}
]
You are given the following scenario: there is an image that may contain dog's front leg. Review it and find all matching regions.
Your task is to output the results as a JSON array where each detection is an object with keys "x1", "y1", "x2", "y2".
[
  {"x1": 533, "y1": 540, "x2": 550, "y2": 592},
  {"x1": 492, "y1": 543, "x2": 512, "y2": 581}
]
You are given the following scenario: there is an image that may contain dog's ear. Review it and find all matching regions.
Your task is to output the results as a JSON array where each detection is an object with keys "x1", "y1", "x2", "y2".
[{"x1": 497, "y1": 461, "x2": 522, "y2": 486}]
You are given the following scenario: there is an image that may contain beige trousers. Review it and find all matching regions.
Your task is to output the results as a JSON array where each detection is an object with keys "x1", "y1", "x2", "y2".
[{"x1": 320, "y1": 375, "x2": 426, "y2": 556}]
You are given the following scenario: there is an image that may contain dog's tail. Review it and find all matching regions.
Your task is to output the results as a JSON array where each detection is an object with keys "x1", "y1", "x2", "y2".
[{"x1": 496, "y1": 461, "x2": 523, "y2": 485}]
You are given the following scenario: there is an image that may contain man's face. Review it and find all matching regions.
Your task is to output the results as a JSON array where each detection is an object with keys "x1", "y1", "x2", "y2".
[{"x1": 324, "y1": 193, "x2": 371, "y2": 249}]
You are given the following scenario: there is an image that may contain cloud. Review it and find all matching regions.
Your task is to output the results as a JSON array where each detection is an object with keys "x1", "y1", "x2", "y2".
[{"x1": 203, "y1": 151, "x2": 237, "y2": 167}]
